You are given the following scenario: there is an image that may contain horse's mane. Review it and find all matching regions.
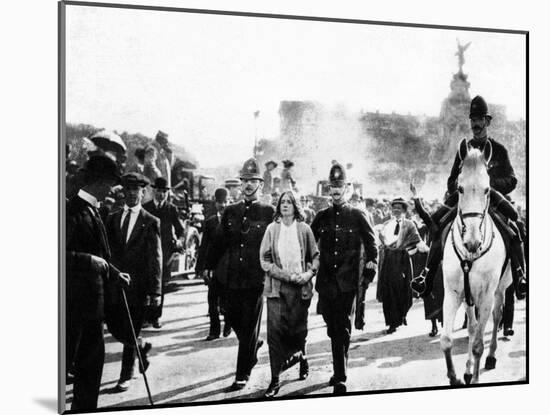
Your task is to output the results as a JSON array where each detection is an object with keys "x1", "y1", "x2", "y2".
[{"x1": 461, "y1": 148, "x2": 486, "y2": 174}]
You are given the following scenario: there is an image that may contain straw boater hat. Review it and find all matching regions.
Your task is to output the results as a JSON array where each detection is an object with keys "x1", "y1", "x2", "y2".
[
  {"x1": 90, "y1": 130, "x2": 127, "y2": 153},
  {"x1": 265, "y1": 160, "x2": 278, "y2": 169},
  {"x1": 390, "y1": 197, "x2": 408, "y2": 211}
]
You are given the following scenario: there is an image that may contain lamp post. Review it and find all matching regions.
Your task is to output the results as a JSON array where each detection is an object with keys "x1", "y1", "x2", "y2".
[{"x1": 253, "y1": 110, "x2": 260, "y2": 157}]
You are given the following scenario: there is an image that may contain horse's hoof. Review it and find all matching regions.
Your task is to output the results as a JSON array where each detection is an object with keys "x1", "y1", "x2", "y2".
[
  {"x1": 463, "y1": 373, "x2": 473, "y2": 385},
  {"x1": 450, "y1": 378, "x2": 464, "y2": 386},
  {"x1": 485, "y1": 356, "x2": 497, "y2": 370}
]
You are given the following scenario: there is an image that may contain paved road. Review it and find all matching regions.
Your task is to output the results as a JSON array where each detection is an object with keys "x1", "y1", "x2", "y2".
[{"x1": 64, "y1": 279, "x2": 526, "y2": 411}]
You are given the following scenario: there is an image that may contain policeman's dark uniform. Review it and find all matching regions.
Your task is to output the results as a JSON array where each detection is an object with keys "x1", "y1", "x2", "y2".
[
  {"x1": 208, "y1": 158, "x2": 275, "y2": 388},
  {"x1": 412, "y1": 95, "x2": 526, "y2": 298},
  {"x1": 310, "y1": 164, "x2": 377, "y2": 393}
]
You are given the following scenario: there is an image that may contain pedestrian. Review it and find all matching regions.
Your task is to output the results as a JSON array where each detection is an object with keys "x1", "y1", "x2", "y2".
[
  {"x1": 196, "y1": 187, "x2": 232, "y2": 340},
  {"x1": 310, "y1": 163, "x2": 377, "y2": 394},
  {"x1": 410, "y1": 184, "x2": 443, "y2": 337},
  {"x1": 259, "y1": 191, "x2": 320, "y2": 398},
  {"x1": 152, "y1": 130, "x2": 174, "y2": 186},
  {"x1": 105, "y1": 173, "x2": 162, "y2": 392},
  {"x1": 143, "y1": 177, "x2": 185, "y2": 329},
  {"x1": 208, "y1": 158, "x2": 275, "y2": 391},
  {"x1": 300, "y1": 195, "x2": 316, "y2": 225},
  {"x1": 66, "y1": 155, "x2": 130, "y2": 411},
  {"x1": 263, "y1": 160, "x2": 278, "y2": 196},
  {"x1": 143, "y1": 145, "x2": 162, "y2": 203},
  {"x1": 280, "y1": 159, "x2": 297, "y2": 192},
  {"x1": 376, "y1": 198, "x2": 421, "y2": 334},
  {"x1": 130, "y1": 148, "x2": 146, "y2": 174},
  {"x1": 224, "y1": 178, "x2": 242, "y2": 203}
]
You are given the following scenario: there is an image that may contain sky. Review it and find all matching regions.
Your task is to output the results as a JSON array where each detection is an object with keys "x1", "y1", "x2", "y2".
[{"x1": 65, "y1": 5, "x2": 526, "y2": 168}]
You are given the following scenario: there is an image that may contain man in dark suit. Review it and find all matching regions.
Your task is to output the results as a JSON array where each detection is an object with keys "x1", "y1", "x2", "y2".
[
  {"x1": 310, "y1": 163, "x2": 378, "y2": 394},
  {"x1": 196, "y1": 187, "x2": 231, "y2": 341},
  {"x1": 106, "y1": 173, "x2": 162, "y2": 392},
  {"x1": 208, "y1": 158, "x2": 275, "y2": 390},
  {"x1": 66, "y1": 155, "x2": 130, "y2": 411},
  {"x1": 143, "y1": 177, "x2": 184, "y2": 328}
]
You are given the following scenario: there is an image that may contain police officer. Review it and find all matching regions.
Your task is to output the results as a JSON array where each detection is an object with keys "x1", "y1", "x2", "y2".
[
  {"x1": 208, "y1": 158, "x2": 275, "y2": 390},
  {"x1": 411, "y1": 95, "x2": 527, "y2": 299},
  {"x1": 310, "y1": 163, "x2": 378, "y2": 394}
]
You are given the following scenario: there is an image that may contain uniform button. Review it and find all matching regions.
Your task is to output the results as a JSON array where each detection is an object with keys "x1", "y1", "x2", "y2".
[
  {"x1": 336, "y1": 212, "x2": 339, "y2": 215},
  {"x1": 246, "y1": 206, "x2": 249, "y2": 209},
  {"x1": 336, "y1": 225, "x2": 339, "y2": 229},
  {"x1": 334, "y1": 251, "x2": 338, "y2": 255},
  {"x1": 240, "y1": 244, "x2": 244, "y2": 247},
  {"x1": 335, "y1": 238, "x2": 338, "y2": 242},
  {"x1": 334, "y1": 264, "x2": 337, "y2": 268},
  {"x1": 240, "y1": 258, "x2": 243, "y2": 261}
]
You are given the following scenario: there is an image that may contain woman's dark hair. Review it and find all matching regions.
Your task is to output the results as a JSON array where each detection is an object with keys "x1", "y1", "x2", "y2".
[{"x1": 273, "y1": 191, "x2": 305, "y2": 222}]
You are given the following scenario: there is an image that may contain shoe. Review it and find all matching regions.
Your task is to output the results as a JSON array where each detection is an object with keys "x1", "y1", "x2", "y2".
[
  {"x1": 205, "y1": 334, "x2": 220, "y2": 341},
  {"x1": 429, "y1": 327, "x2": 439, "y2": 337},
  {"x1": 333, "y1": 381, "x2": 347, "y2": 395},
  {"x1": 386, "y1": 325, "x2": 397, "y2": 334},
  {"x1": 142, "y1": 321, "x2": 152, "y2": 329},
  {"x1": 299, "y1": 357, "x2": 309, "y2": 380},
  {"x1": 328, "y1": 376, "x2": 336, "y2": 386},
  {"x1": 138, "y1": 342, "x2": 152, "y2": 373},
  {"x1": 504, "y1": 328, "x2": 515, "y2": 336},
  {"x1": 66, "y1": 370, "x2": 75, "y2": 385},
  {"x1": 152, "y1": 320, "x2": 162, "y2": 329},
  {"x1": 114, "y1": 379, "x2": 131, "y2": 392},
  {"x1": 264, "y1": 379, "x2": 280, "y2": 398},
  {"x1": 282, "y1": 352, "x2": 301, "y2": 372},
  {"x1": 411, "y1": 272, "x2": 427, "y2": 296},
  {"x1": 223, "y1": 323, "x2": 232, "y2": 337},
  {"x1": 516, "y1": 276, "x2": 527, "y2": 300},
  {"x1": 228, "y1": 379, "x2": 247, "y2": 391}
]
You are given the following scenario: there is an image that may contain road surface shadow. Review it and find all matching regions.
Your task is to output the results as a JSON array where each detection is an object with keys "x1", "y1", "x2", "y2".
[
  {"x1": 106, "y1": 372, "x2": 235, "y2": 408},
  {"x1": 34, "y1": 398, "x2": 57, "y2": 413}
]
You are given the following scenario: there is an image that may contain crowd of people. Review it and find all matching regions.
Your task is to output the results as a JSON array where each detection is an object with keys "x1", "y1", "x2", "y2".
[{"x1": 66, "y1": 95, "x2": 527, "y2": 410}]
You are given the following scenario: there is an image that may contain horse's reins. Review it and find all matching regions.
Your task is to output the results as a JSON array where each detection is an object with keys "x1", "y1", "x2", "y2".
[{"x1": 451, "y1": 190, "x2": 494, "y2": 307}]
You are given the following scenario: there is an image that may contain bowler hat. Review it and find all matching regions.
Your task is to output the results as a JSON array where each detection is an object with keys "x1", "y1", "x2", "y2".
[
  {"x1": 329, "y1": 163, "x2": 346, "y2": 186},
  {"x1": 151, "y1": 177, "x2": 170, "y2": 190},
  {"x1": 83, "y1": 155, "x2": 121, "y2": 183},
  {"x1": 239, "y1": 158, "x2": 263, "y2": 181},
  {"x1": 121, "y1": 172, "x2": 150, "y2": 188},
  {"x1": 265, "y1": 160, "x2": 278, "y2": 168},
  {"x1": 391, "y1": 197, "x2": 408, "y2": 211},
  {"x1": 364, "y1": 197, "x2": 375, "y2": 207},
  {"x1": 214, "y1": 187, "x2": 229, "y2": 202},
  {"x1": 282, "y1": 159, "x2": 294, "y2": 168},
  {"x1": 469, "y1": 95, "x2": 492, "y2": 120}
]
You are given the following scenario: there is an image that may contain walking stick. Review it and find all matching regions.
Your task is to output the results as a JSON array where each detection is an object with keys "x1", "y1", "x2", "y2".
[{"x1": 120, "y1": 287, "x2": 155, "y2": 406}]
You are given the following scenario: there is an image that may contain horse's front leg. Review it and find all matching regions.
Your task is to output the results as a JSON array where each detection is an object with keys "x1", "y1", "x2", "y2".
[
  {"x1": 463, "y1": 304, "x2": 478, "y2": 385},
  {"x1": 441, "y1": 289, "x2": 462, "y2": 385},
  {"x1": 471, "y1": 297, "x2": 494, "y2": 384}
]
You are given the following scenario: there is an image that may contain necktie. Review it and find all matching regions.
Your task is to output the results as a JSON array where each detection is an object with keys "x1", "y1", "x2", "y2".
[
  {"x1": 121, "y1": 210, "x2": 131, "y2": 243},
  {"x1": 394, "y1": 220, "x2": 400, "y2": 236}
]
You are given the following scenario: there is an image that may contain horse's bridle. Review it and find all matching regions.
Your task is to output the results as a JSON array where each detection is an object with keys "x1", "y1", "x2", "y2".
[{"x1": 457, "y1": 187, "x2": 490, "y2": 239}]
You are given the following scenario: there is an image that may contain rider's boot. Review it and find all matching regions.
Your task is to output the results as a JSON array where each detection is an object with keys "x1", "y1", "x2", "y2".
[
  {"x1": 510, "y1": 237, "x2": 527, "y2": 300},
  {"x1": 411, "y1": 238, "x2": 443, "y2": 297}
]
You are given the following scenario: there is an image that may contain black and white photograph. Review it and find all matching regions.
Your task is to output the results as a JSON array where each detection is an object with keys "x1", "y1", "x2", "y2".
[{"x1": 57, "y1": 0, "x2": 530, "y2": 413}]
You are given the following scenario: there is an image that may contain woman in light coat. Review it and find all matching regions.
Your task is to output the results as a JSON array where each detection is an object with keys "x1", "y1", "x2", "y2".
[{"x1": 259, "y1": 191, "x2": 319, "y2": 398}]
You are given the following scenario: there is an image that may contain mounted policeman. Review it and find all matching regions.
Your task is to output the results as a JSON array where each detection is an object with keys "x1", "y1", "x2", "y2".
[{"x1": 411, "y1": 95, "x2": 527, "y2": 300}]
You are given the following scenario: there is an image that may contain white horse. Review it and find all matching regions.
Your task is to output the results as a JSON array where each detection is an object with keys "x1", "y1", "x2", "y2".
[{"x1": 440, "y1": 139, "x2": 513, "y2": 385}]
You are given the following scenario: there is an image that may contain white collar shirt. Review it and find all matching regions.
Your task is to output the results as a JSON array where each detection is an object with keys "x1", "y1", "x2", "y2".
[
  {"x1": 382, "y1": 217, "x2": 402, "y2": 246},
  {"x1": 120, "y1": 204, "x2": 142, "y2": 242}
]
